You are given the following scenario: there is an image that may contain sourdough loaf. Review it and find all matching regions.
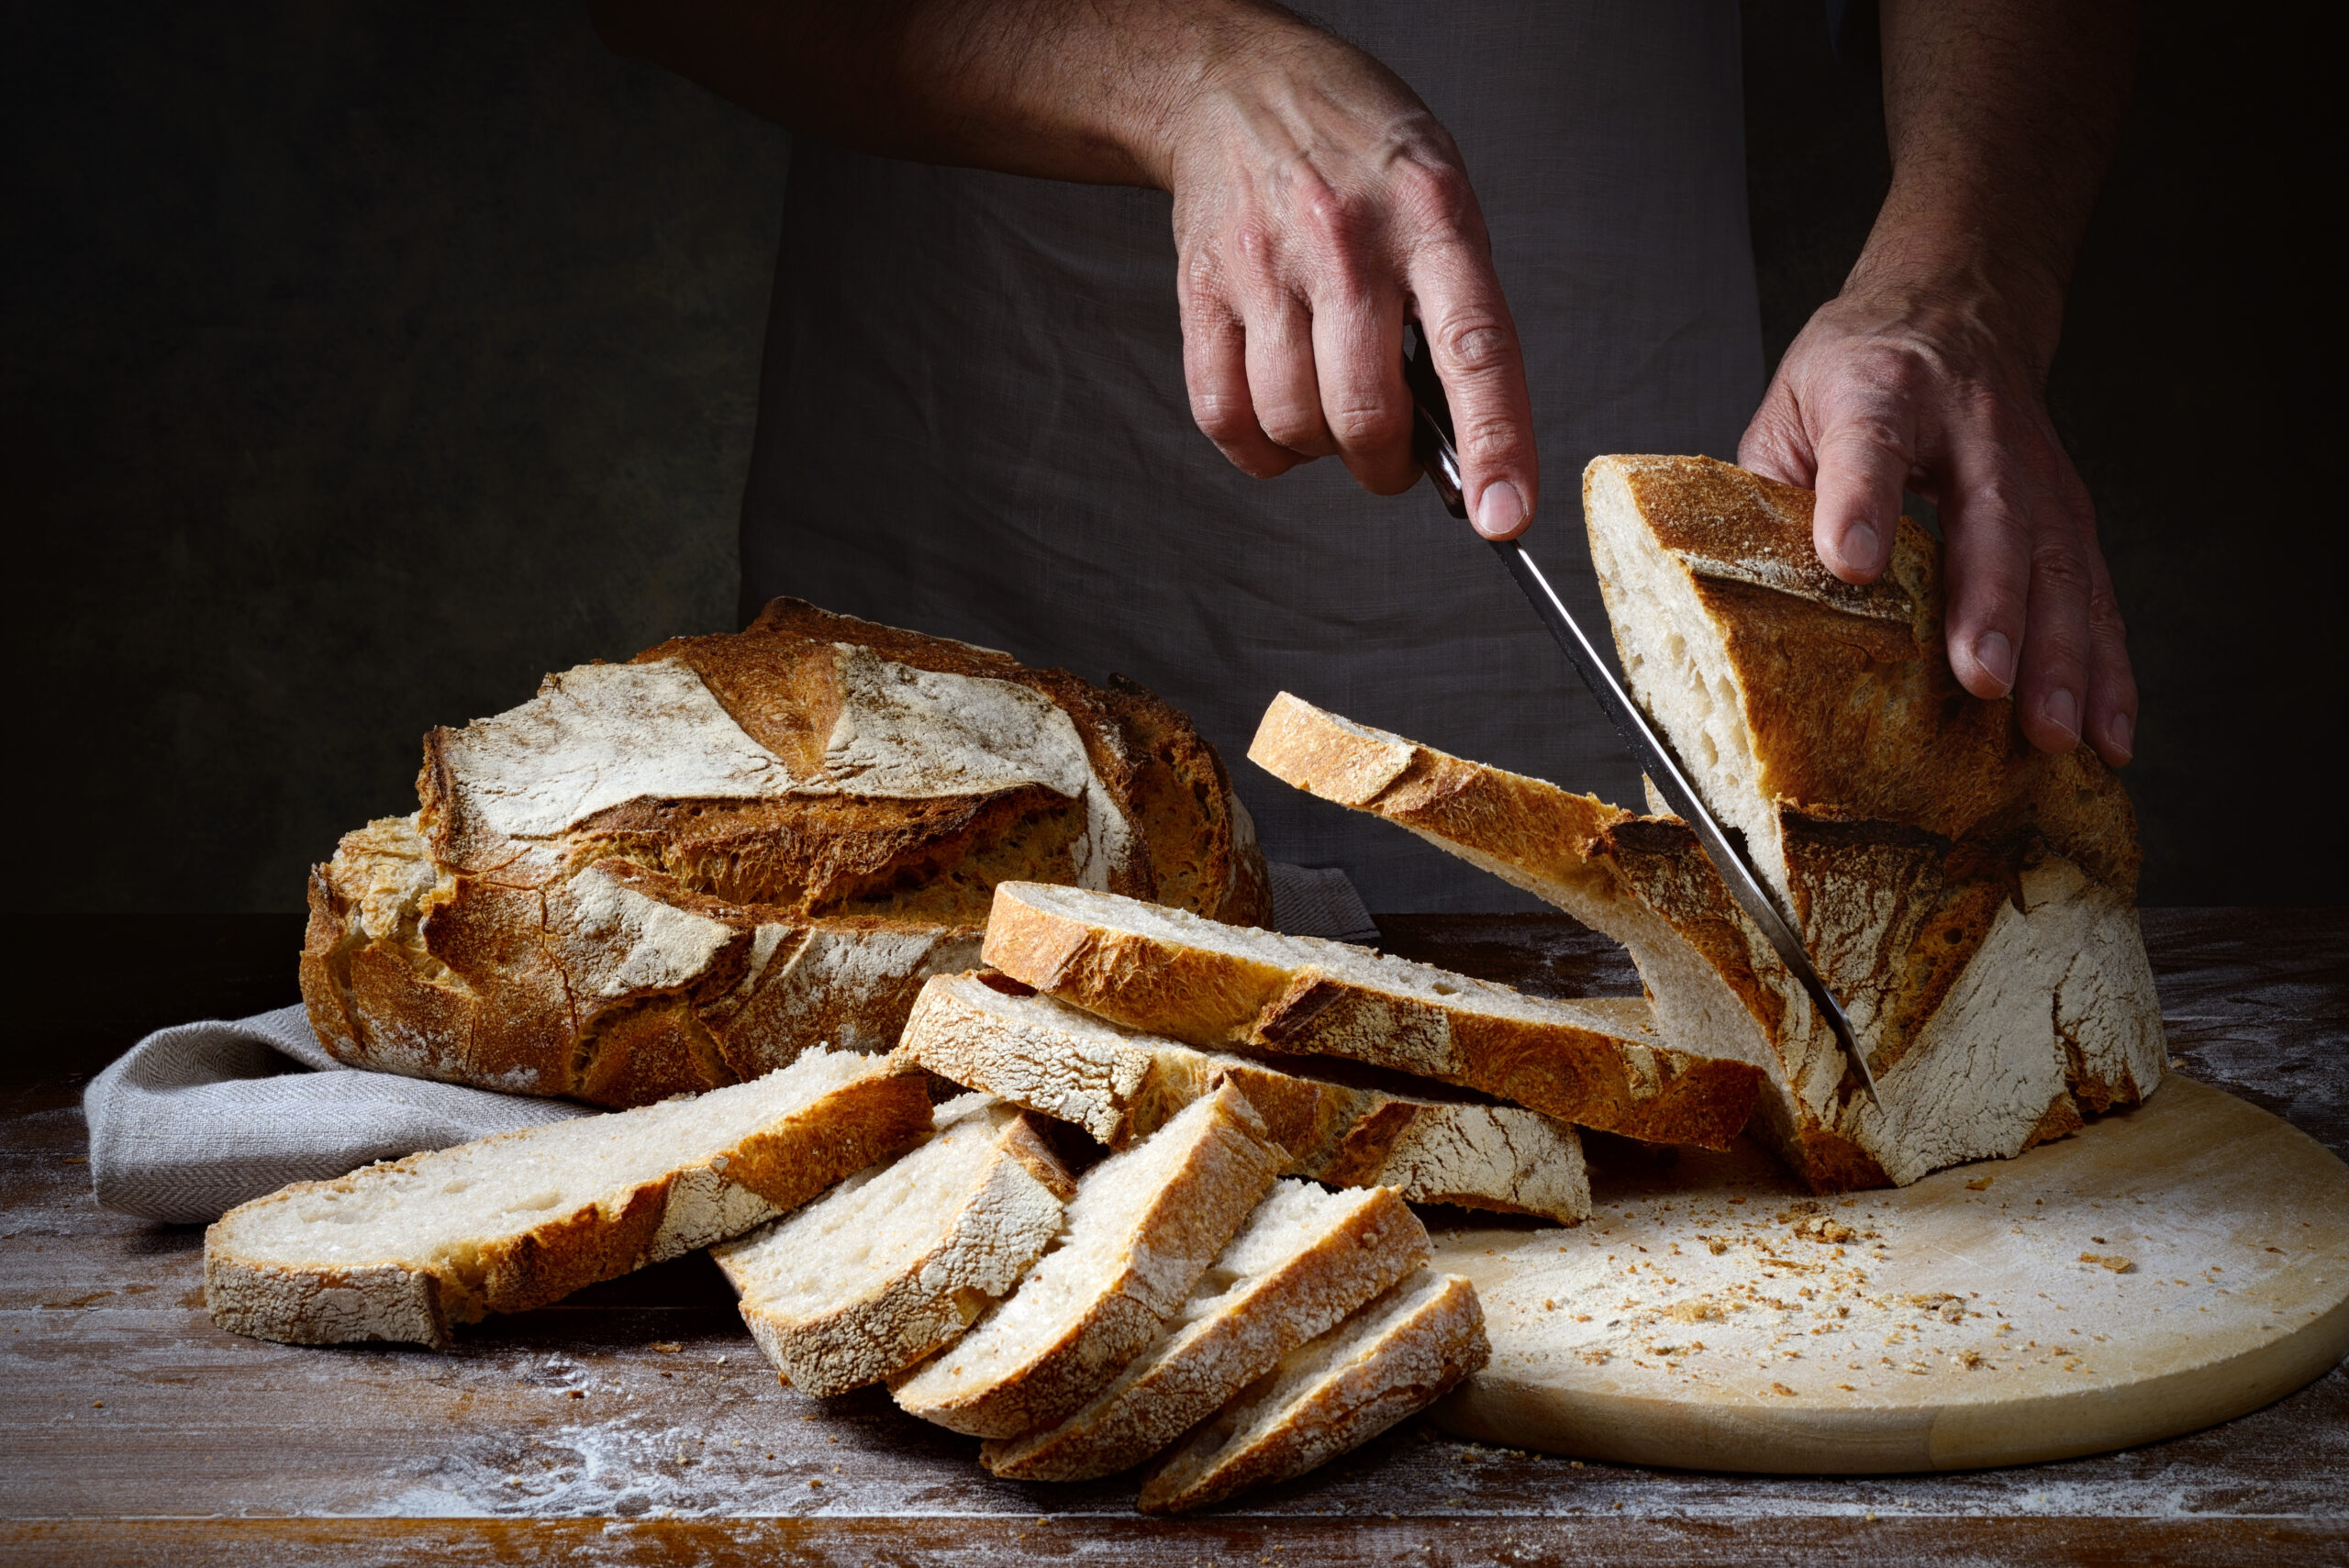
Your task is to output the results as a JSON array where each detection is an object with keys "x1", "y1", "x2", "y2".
[
  {"x1": 980, "y1": 883, "x2": 1763, "y2": 1150},
  {"x1": 300, "y1": 599, "x2": 1270, "y2": 1109},
  {"x1": 1136, "y1": 1268, "x2": 1489, "y2": 1513},
  {"x1": 204, "y1": 1049, "x2": 929, "y2": 1349},
  {"x1": 981, "y1": 1180, "x2": 1430, "y2": 1481},
  {"x1": 890, "y1": 1083, "x2": 1286, "y2": 1439},
  {"x1": 712, "y1": 1093, "x2": 1076, "y2": 1397},
  {"x1": 905, "y1": 971, "x2": 1590, "y2": 1223},
  {"x1": 1247, "y1": 456, "x2": 2165, "y2": 1191}
]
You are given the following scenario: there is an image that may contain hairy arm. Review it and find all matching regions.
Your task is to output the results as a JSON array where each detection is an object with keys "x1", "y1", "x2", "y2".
[
  {"x1": 1741, "y1": 0, "x2": 2139, "y2": 762},
  {"x1": 596, "y1": 0, "x2": 1537, "y2": 535}
]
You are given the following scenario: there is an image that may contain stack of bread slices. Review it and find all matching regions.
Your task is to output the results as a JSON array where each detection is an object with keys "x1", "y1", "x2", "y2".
[{"x1": 214, "y1": 862, "x2": 1757, "y2": 1509}]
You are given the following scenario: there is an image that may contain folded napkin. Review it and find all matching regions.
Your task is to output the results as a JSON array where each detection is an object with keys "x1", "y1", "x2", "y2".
[{"x1": 85, "y1": 862, "x2": 1382, "y2": 1222}]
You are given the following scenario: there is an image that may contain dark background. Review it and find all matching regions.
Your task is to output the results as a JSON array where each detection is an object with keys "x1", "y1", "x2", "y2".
[{"x1": 6, "y1": 1, "x2": 2341, "y2": 914}]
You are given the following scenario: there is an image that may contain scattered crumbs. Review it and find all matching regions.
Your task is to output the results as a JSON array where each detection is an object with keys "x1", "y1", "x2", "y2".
[
  {"x1": 1837, "y1": 1383, "x2": 1855, "y2": 1391},
  {"x1": 91, "y1": 1401, "x2": 102, "y2": 1409},
  {"x1": 650, "y1": 1341, "x2": 683, "y2": 1354},
  {"x1": 1544, "y1": 1299, "x2": 1556, "y2": 1311},
  {"x1": 1574, "y1": 1314, "x2": 1592, "y2": 1323},
  {"x1": 2079, "y1": 1252, "x2": 2133, "y2": 1273},
  {"x1": 1770, "y1": 1382, "x2": 1796, "y2": 1396},
  {"x1": 1958, "y1": 1350, "x2": 1984, "y2": 1370},
  {"x1": 566, "y1": 1390, "x2": 584, "y2": 1399},
  {"x1": 807, "y1": 1479, "x2": 823, "y2": 1489},
  {"x1": 1964, "y1": 1175, "x2": 1993, "y2": 1191}
]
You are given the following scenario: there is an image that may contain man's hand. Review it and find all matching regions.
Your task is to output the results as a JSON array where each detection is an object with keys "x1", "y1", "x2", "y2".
[
  {"x1": 1742, "y1": 0, "x2": 2139, "y2": 765},
  {"x1": 595, "y1": 0, "x2": 1535, "y2": 538},
  {"x1": 1163, "y1": 31, "x2": 1533, "y2": 535}
]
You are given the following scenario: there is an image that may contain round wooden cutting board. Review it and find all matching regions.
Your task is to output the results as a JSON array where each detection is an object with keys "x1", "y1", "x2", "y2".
[{"x1": 1427, "y1": 1075, "x2": 2349, "y2": 1473}]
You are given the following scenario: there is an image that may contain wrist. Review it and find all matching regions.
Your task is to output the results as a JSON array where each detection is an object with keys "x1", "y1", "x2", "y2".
[
  {"x1": 1113, "y1": 4, "x2": 1329, "y2": 189},
  {"x1": 1838, "y1": 211, "x2": 2071, "y2": 383}
]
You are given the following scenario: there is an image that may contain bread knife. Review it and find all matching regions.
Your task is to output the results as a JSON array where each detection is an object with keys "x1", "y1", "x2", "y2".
[{"x1": 1401, "y1": 334, "x2": 1882, "y2": 1107}]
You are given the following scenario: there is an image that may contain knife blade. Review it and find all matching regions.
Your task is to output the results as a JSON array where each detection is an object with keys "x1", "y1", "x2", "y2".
[{"x1": 1401, "y1": 332, "x2": 1881, "y2": 1107}]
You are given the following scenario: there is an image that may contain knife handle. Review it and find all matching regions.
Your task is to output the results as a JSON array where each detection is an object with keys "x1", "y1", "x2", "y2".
[{"x1": 1404, "y1": 328, "x2": 1468, "y2": 521}]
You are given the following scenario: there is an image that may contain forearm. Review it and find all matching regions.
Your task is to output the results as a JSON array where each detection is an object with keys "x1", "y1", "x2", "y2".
[
  {"x1": 1865, "y1": 0, "x2": 2136, "y2": 370},
  {"x1": 591, "y1": 0, "x2": 1311, "y2": 188}
]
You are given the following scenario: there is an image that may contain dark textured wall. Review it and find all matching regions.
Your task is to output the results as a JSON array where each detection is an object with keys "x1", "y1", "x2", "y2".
[{"x1": 7, "y1": 2, "x2": 2340, "y2": 912}]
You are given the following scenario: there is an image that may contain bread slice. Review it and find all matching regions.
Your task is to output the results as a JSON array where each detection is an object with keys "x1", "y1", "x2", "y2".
[
  {"x1": 1136, "y1": 1269, "x2": 1488, "y2": 1514},
  {"x1": 888, "y1": 1083, "x2": 1286, "y2": 1439},
  {"x1": 300, "y1": 597, "x2": 1270, "y2": 1110},
  {"x1": 711, "y1": 1094, "x2": 1077, "y2": 1397},
  {"x1": 904, "y1": 971, "x2": 1591, "y2": 1224},
  {"x1": 980, "y1": 1180, "x2": 1430, "y2": 1481},
  {"x1": 1249, "y1": 526, "x2": 2166, "y2": 1192},
  {"x1": 980, "y1": 882, "x2": 1762, "y2": 1150},
  {"x1": 204, "y1": 1049, "x2": 930, "y2": 1349}
]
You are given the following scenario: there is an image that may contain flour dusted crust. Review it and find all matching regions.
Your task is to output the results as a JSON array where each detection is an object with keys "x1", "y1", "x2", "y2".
[
  {"x1": 1248, "y1": 457, "x2": 2166, "y2": 1192},
  {"x1": 904, "y1": 972, "x2": 1590, "y2": 1224},
  {"x1": 203, "y1": 1051, "x2": 930, "y2": 1350},
  {"x1": 299, "y1": 599, "x2": 1269, "y2": 1108},
  {"x1": 980, "y1": 884, "x2": 1762, "y2": 1151}
]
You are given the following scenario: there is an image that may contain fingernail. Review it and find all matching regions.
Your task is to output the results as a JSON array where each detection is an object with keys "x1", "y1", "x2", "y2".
[
  {"x1": 1842, "y1": 522, "x2": 1880, "y2": 572},
  {"x1": 2106, "y1": 712, "x2": 2133, "y2": 761},
  {"x1": 1973, "y1": 631, "x2": 2016, "y2": 692},
  {"x1": 1475, "y1": 480, "x2": 1526, "y2": 539},
  {"x1": 2042, "y1": 688, "x2": 2079, "y2": 741}
]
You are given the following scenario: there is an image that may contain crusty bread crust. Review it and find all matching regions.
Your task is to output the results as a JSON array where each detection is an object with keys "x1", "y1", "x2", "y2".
[
  {"x1": 715, "y1": 1100, "x2": 1076, "y2": 1397},
  {"x1": 1583, "y1": 456, "x2": 2140, "y2": 895},
  {"x1": 299, "y1": 598, "x2": 1266, "y2": 1109},
  {"x1": 888, "y1": 1083, "x2": 1286, "y2": 1439},
  {"x1": 204, "y1": 1052, "x2": 931, "y2": 1349},
  {"x1": 904, "y1": 972, "x2": 1591, "y2": 1223},
  {"x1": 1135, "y1": 1270, "x2": 1489, "y2": 1514},
  {"x1": 979, "y1": 1184, "x2": 1431, "y2": 1482},
  {"x1": 980, "y1": 884, "x2": 1762, "y2": 1151}
]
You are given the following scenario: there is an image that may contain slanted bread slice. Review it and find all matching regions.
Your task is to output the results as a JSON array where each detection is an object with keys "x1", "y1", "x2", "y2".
[
  {"x1": 205, "y1": 1049, "x2": 930, "y2": 1349},
  {"x1": 889, "y1": 1082, "x2": 1286, "y2": 1439},
  {"x1": 981, "y1": 1180, "x2": 1430, "y2": 1481},
  {"x1": 711, "y1": 1094, "x2": 1078, "y2": 1397},
  {"x1": 981, "y1": 882, "x2": 1762, "y2": 1150},
  {"x1": 904, "y1": 971, "x2": 1590, "y2": 1224},
  {"x1": 1136, "y1": 1269, "x2": 1488, "y2": 1514}
]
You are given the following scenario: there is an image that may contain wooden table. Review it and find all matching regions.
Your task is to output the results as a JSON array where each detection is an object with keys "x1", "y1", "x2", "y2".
[{"x1": 4, "y1": 910, "x2": 2343, "y2": 1565}]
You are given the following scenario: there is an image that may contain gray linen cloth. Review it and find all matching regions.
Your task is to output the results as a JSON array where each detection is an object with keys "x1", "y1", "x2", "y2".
[{"x1": 84, "y1": 862, "x2": 1380, "y2": 1222}]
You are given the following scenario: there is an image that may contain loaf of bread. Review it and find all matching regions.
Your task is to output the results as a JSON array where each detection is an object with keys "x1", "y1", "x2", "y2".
[
  {"x1": 205, "y1": 1049, "x2": 930, "y2": 1348},
  {"x1": 981, "y1": 882, "x2": 1764, "y2": 1150},
  {"x1": 712, "y1": 1092, "x2": 1077, "y2": 1396},
  {"x1": 1248, "y1": 454, "x2": 2166, "y2": 1190},
  {"x1": 299, "y1": 598, "x2": 1271, "y2": 1109},
  {"x1": 904, "y1": 971, "x2": 1590, "y2": 1223}
]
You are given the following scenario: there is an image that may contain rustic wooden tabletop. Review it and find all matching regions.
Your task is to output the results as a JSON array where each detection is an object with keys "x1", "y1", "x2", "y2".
[{"x1": 3, "y1": 909, "x2": 2342, "y2": 1566}]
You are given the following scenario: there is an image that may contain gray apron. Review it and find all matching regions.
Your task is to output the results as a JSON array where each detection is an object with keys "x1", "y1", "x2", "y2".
[{"x1": 740, "y1": 2, "x2": 1764, "y2": 910}]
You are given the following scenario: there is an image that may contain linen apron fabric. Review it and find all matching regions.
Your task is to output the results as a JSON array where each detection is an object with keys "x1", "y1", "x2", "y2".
[{"x1": 740, "y1": 2, "x2": 1765, "y2": 911}]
